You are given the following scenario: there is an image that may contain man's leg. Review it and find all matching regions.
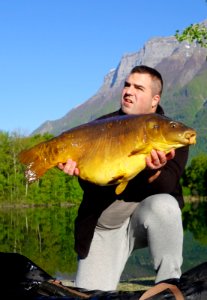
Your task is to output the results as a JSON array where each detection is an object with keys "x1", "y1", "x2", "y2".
[
  {"x1": 129, "y1": 194, "x2": 183, "y2": 283},
  {"x1": 75, "y1": 218, "x2": 131, "y2": 291}
]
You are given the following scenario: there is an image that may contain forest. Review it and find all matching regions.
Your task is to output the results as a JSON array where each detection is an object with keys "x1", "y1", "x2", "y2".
[{"x1": 0, "y1": 131, "x2": 83, "y2": 206}]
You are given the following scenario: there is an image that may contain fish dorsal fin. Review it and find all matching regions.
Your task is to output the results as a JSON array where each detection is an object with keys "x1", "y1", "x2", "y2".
[{"x1": 115, "y1": 181, "x2": 129, "y2": 195}]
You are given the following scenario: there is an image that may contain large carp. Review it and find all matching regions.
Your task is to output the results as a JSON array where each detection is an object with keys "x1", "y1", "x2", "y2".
[{"x1": 18, "y1": 113, "x2": 196, "y2": 195}]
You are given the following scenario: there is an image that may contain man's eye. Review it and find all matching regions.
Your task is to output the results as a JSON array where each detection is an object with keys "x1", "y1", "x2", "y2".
[
  {"x1": 124, "y1": 82, "x2": 130, "y2": 87},
  {"x1": 134, "y1": 84, "x2": 144, "y2": 91}
]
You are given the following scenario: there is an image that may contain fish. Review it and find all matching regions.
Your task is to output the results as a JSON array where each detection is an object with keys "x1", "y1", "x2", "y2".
[{"x1": 18, "y1": 113, "x2": 196, "y2": 195}]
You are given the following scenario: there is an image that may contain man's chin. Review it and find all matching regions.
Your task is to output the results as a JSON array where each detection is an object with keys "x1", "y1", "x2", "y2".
[{"x1": 121, "y1": 105, "x2": 134, "y2": 115}]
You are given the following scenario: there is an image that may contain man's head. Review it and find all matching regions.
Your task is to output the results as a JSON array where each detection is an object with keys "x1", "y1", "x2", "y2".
[{"x1": 121, "y1": 65, "x2": 163, "y2": 115}]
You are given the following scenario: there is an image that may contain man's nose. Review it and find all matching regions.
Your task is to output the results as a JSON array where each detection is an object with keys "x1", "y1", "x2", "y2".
[{"x1": 126, "y1": 85, "x2": 134, "y2": 94}]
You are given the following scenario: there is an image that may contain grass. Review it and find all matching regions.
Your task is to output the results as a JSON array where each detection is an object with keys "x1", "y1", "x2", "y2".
[
  {"x1": 61, "y1": 276, "x2": 155, "y2": 292},
  {"x1": 118, "y1": 276, "x2": 155, "y2": 291}
]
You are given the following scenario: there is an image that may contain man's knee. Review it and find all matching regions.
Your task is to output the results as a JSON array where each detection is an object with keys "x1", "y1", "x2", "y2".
[
  {"x1": 148, "y1": 194, "x2": 180, "y2": 214},
  {"x1": 138, "y1": 194, "x2": 181, "y2": 225}
]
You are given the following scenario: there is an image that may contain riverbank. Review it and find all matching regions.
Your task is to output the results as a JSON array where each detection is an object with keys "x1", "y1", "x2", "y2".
[
  {"x1": 0, "y1": 196, "x2": 206, "y2": 209},
  {"x1": 184, "y1": 196, "x2": 207, "y2": 202},
  {"x1": 60, "y1": 277, "x2": 155, "y2": 292}
]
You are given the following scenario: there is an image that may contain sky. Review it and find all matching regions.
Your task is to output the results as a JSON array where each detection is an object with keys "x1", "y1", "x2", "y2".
[{"x1": 0, "y1": 0, "x2": 206, "y2": 135}]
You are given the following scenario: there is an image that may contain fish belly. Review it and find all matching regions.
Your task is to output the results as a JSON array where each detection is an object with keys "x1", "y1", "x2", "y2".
[{"x1": 78, "y1": 153, "x2": 147, "y2": 186}]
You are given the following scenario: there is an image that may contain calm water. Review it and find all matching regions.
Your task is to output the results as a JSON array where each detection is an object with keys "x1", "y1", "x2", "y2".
[{"x1": 0, "y1": 201, "x2": 206, "y2": 280}]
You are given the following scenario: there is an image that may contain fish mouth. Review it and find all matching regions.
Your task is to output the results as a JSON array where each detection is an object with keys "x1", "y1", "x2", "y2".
[{"x1": 184, "y1": 131, "x2": 196, "y2": 145}]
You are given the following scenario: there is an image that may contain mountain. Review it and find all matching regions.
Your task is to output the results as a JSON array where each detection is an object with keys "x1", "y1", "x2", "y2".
[{"x1": 33, "y1": 20, "x2": 207, "y2": 158}]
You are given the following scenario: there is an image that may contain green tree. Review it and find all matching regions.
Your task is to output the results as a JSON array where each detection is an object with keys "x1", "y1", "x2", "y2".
[
  {"x1": 182, "y1": 153, "x2": 207, "y2": 196},
  {"x1": 0, "y1": 131, "x2": 26, "y2": 202},
  {"x1": 0, "y1": 130, "x2": 83, "y2": 206},
  {"x1": 175, "y1": 23, "x2": 207, "y2": 48}
]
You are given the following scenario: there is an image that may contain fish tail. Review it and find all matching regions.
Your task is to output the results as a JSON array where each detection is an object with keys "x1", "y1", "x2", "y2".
[{"x1": 18, "y1": 145, "x2": 51, "y2": 183}]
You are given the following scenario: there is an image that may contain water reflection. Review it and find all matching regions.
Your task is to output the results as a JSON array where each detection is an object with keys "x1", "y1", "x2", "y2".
[
  {"x1": 0, "y1": 201, "x2": 206, "y2": 280},
  {"x1": 0, "y1": 205, "x2": 78, "y2": 278}
]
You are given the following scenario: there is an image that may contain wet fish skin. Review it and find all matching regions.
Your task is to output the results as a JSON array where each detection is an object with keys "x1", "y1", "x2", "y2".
[{"x1": 18, "y1": 113, "x2": 196, "y2": 195}]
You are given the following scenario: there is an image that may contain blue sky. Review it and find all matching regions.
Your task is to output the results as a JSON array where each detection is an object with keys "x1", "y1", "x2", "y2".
[{"x1": 0, "y1": 0, "x2": 206, "y2": 135}]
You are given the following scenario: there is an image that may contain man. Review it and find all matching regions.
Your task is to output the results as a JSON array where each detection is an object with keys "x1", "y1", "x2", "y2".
[{"x1": 58, "y1": 65, "x2": 189, "y2": 291}]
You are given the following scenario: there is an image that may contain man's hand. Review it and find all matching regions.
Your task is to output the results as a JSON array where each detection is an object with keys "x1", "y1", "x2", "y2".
[
  {"x1": 146, "y1": 149, "x2": 175, "y2": 183},
  {"x1": 57, "y1": 159, "x2": 80, "y2": 176},
  {"x1": 146, "y1": 149, "x2": 175, "y2": 170}
]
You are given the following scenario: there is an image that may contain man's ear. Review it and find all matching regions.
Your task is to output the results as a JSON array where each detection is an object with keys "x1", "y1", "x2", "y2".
[{"x1": 152, "y1": 94, "x2": 160, "y2": 109}]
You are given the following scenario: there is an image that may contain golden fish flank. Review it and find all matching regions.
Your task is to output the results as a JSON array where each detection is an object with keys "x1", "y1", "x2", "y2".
[{"x1": 18, "y1": 113, "x2": 196, "y2": 195}]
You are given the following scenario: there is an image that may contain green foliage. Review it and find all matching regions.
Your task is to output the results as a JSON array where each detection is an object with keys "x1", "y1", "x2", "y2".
[
  {"x1": 175, "y1": 23, "x2": 207, "y2": 48},
  {"x1": 182, "y1": 153, "x2": 207, "y2": 196},
  {"x1": 65, "y1": 176, "x2": 83, "y2": 203},
  {"x1": 0, "y1": 131, "x2": 83, "y2": 205}
]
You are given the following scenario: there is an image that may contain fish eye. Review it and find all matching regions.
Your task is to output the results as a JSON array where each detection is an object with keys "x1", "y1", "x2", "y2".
[
  {"x1": 170, "y1": 122, "x2": 177, "y2": 128},
  {"x1": 153, "y1": 124, "x2": 159, "y2": 129}
]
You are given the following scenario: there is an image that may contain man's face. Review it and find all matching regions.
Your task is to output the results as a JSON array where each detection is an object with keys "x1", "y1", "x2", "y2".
[{"x1": 121, "y1": 72, "x2": 160, "y2": 115}]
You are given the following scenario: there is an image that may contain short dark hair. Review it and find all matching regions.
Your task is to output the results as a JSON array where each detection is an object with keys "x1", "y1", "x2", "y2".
[{"x1": 130, "y1": 65, "x2": 163, "y2": 96}]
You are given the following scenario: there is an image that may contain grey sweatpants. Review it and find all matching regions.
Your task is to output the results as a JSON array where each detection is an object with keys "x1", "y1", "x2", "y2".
[{"x1": 75, "y1": 194, "x2": 183, "y2": 291}]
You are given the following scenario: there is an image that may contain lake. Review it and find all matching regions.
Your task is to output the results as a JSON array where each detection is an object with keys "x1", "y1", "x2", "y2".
[{"x1": 0, "y1": 200, "x2": 206, "y2": 281}]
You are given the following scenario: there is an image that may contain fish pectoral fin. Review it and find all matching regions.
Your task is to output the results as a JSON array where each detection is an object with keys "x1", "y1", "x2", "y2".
[
  {"x1": 128, "y1": 144, "x2": 150, "y2": 157},
  {"x1": 115, "y1": 181, "x2": 129, "y2": 195}
]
